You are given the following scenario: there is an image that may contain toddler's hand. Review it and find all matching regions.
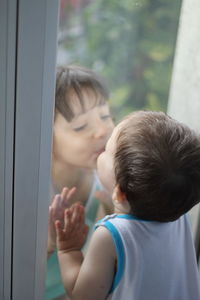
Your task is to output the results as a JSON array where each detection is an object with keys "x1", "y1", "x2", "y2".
[
  {"x1": 55, "y1": 203, "x2": 89, "y2": 252},
  {"x1": 51, "y1": 187, "x2": 76, "y2": 222},
  {"x1": 48, "y1": 187, "x2": 76, "y2": 254}
]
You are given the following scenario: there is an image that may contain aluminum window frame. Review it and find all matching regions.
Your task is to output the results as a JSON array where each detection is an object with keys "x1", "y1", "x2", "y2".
[{"x1": 0, "y1": 0, "x2": 59, "y2": 299}]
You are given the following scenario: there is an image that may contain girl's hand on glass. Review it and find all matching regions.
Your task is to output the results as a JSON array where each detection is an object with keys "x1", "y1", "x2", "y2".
[
  {"x1": 55, "y1": 203, "x2": 89, "y2": 252},
  {"x1": 48, "y1": 187, "x2": 76, "y2": 254}
]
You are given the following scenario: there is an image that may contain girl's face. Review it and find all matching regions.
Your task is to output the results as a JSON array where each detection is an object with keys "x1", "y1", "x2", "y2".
[{"x1": 53, "y1": 91, "x2": 114, "y2": 169}]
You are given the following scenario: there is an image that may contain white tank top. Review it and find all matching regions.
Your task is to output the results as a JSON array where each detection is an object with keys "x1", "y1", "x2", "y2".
[{"x1": 96, "y1": 214, "x2": 200, "y2": 300}]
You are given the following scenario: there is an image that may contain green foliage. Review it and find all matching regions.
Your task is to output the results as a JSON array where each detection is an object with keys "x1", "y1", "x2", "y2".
[{"x1": 59, "y1": 0, "x2": 182, "y2": 122}]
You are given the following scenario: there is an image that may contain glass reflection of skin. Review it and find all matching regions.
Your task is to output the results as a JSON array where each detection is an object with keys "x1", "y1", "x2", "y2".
[{"x1": 46, "y1": 65, "x2": 114, "y2": 300}]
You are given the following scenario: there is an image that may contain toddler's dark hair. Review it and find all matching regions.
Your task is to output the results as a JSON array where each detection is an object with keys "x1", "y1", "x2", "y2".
[
  {"x1": 55, "y1": 65, "x2": 109, "y2": 121},
  {"x1": 115, "y1": 111, "x2": 200, "y2": 222}
]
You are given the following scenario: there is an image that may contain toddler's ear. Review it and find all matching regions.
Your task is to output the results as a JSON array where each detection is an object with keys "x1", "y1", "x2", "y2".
[
  {"x1": 112, "y1": 185, "x2": 126, "y2": 203},
  {"x1": 112, "y1": 185, "x2": 131, "y2": 213}
]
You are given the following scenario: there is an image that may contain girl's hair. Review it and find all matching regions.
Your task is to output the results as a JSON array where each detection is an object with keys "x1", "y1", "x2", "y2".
[
  {"x1": 115, "y1": 111, "x2": 200, "y2": 222},
  {"x1": 55, "y1": 65, "x2": 109, "y2": 121}
]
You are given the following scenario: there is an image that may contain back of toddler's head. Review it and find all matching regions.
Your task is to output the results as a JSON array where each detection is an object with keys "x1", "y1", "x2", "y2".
[{"x1": 114, "y1": 111, "x2": 200, "y2": 222}]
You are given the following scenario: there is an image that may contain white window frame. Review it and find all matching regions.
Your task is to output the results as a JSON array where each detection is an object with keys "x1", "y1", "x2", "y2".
[{"x1": 0, "y1": 0, "x2": 59, "y2": 299}]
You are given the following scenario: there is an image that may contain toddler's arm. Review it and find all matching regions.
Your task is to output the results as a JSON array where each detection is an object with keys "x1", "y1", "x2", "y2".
[{"x1": 56, "y1": 204, "x2": 116, "y2": 300}]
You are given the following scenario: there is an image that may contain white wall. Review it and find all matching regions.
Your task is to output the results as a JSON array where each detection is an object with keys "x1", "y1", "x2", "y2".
[{"x1": 168, "y1": 0, "x2": 200, "y2": 237}]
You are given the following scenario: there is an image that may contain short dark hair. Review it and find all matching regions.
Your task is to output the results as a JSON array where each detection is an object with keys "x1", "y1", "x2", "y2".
[
  {"x1": 55, "y1": 65, "x2": 109, "y2": 121},
  {"x1": 114, "y1": 111, "x2": 200, "y2": 222}
]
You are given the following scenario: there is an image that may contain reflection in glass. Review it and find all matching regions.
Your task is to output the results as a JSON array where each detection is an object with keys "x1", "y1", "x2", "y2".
[{"x1": 58, "y1": 0, "x2": 182, "y2": 120}]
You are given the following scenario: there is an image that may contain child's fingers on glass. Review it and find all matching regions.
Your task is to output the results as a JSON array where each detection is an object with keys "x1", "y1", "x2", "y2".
[
  {"x1": 70, "y1": 204, "x2": 78, "y2": 225},
  {"x1": 71, "y1": 203, "x2": 83, "y2": 226},
  {"x1": 51, "y1": 195, "x2": 62, "y2": 220},
  {"x1": 74, "y1": 205, "x2": 84, "y2": 228},
  {"x1": 51, "y1": 194, "x2": 61, "y2": 209},
  {"x1": 64, "y1": 208, "x2": 73, "y2": 233},
  {"x1": 61, "y1": 187, "x2": 69, "y2": 199},
  {"x1": 67, "y1": 187, "x2": 76, "y2": 199},
  {"x1": 55, "y1": 220, "x2": 63, "y2": 239},
  {"x1": 60, "y1": 186, "x2": 76, "y2": 208}
]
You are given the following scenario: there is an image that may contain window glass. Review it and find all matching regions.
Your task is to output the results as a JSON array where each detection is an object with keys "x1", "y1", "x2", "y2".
[{"x1": 57, "y1": 0, "x2": 182, "y2": 121}]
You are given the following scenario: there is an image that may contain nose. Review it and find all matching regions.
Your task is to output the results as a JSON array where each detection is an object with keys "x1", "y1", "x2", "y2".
[{"x1": 93, "y1": 120, "x2": 109, "y2": 139}]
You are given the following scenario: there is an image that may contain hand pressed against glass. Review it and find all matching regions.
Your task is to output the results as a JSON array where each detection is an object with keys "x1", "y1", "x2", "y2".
[
  {"x1": 54, "y1": 200, "x2": 116, "y2": 300},
  {"x1": 55, "y1": 203, "x2": 89, "y2": 252},
  {"x1": 48, "y1": 187, "x2": 77, "y2": 254}
]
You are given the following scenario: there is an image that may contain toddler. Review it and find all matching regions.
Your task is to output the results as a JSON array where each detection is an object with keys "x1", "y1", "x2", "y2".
[{"x1": 52, "y1": 111, "x2": 200, "y2": 300}]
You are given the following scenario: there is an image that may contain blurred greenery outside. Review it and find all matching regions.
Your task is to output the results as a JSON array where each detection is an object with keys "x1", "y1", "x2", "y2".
[{"x1": 58, "y1": 0, "x2": 182, "y2": 122}]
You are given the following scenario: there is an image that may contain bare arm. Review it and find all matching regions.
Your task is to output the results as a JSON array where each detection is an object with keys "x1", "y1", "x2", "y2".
[{"x1": 56, "y1": 205, "x2": 116, "y2": 300}]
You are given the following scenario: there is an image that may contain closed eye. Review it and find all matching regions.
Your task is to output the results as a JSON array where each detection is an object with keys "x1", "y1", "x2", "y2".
[
  {"x1": 73, "y1": 124, "x2": 87, "y2": 131},
  {"x1": 101, "y1": 114, "x2": 112, "y2": 120}
]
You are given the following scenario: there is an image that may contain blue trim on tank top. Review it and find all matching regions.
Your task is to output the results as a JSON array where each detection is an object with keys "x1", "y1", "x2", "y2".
[{"x1": 103, "y1": 221, "x2": 125, "y2": 293}]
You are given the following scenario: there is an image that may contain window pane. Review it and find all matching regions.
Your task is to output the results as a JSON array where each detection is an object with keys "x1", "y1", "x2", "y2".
[{"x1": 57, "y1": 0, "x2": 182, "y2": 121}]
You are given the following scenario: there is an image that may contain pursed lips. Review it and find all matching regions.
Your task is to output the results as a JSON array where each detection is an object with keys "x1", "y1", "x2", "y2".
[{"x1": 93, "y1": 147, "x2": 105, "y2": 156}]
